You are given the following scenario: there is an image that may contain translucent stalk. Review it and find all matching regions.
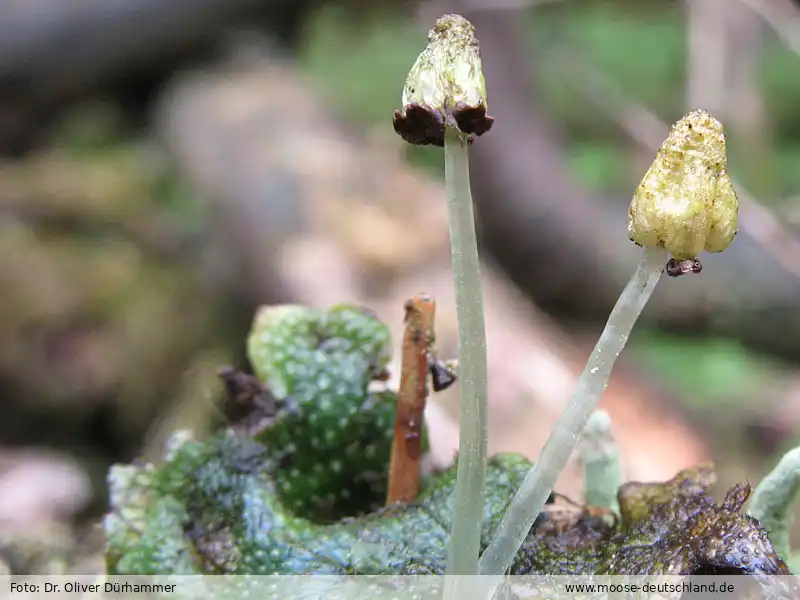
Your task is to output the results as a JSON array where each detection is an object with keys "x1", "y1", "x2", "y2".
[
  {"x1": 478, "y1": 245, "x2": 667, "y2": 575},
  {"x1": 748, "y1": 446, "x2": 800, "y2": 563},
  {"x1": 444, "y1": 126, "x2": 489, "y2": 576},
  {"x1": 579, "y1": 410, "x2": 622, "y2": 514}
]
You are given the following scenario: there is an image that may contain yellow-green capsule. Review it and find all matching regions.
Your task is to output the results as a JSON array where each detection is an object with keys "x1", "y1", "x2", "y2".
[
  {"x1": 392, "y1": 14, "x2": 493, "y2": 147},
  {"x1": 627, "y1": 109, "x2": 739, "y2": 260}
]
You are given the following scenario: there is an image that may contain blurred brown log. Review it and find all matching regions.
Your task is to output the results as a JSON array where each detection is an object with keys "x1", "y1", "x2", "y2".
[
  {"x1": 0, "y1": 0, "x2": 423, "y2": 154},
  {"x1": 0, "y1": 0, "x2": 299, "y2": 153},
  {"x1": 0, "y1": 0, "x2": 279, "y2": 99}
]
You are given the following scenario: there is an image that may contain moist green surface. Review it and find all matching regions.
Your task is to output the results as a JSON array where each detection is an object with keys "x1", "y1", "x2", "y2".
[{"x1": 104, "y1": 304, "x2": 790, "y2": 576}]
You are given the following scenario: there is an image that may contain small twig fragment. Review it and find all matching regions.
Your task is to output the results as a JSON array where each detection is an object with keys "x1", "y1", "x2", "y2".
[
  {"x1": 386, "y1": 295, "x2": 437, "y2": 505},
  {"x1": 428, "y1": 355, "x2": 458, "y2": 392},
  {"x1": 536, "y1": 492, "x2": 617, "y2": 536},
  {"x1": 217, "y1": 366, "x2": 277, "y2": 435}
]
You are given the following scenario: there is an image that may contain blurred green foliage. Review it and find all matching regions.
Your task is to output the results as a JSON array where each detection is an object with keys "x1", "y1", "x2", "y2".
[
  {"x1": 49, "y1": 102, "x2": 209, "y2": 233},
  {"x1": 630, "y1": 332, "x2": 788, "y2": 410}
]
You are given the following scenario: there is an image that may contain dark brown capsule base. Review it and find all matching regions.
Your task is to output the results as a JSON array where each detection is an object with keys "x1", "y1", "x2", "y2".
[{"x1": 392, "y1": 101, "x2": 494, "y2": 146}]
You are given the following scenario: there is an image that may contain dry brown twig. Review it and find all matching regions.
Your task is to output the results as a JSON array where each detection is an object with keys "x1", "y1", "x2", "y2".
[{"x1": 386, "y1": 294, "x2": 438, "y2": 505}]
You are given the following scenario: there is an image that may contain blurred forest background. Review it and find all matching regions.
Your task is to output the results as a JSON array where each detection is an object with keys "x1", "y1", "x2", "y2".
[{"x1": 1, "y1": 0, "x2": 800, "y2": 571}]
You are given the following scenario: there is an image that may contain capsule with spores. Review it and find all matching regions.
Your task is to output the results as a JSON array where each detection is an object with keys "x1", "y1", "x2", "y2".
[
  {"x1": 627, "y1": 109, "x2": 739, "y2": 262},
  {"x1": 392, "y1": 14, "x2": 494, "y2": 147}
]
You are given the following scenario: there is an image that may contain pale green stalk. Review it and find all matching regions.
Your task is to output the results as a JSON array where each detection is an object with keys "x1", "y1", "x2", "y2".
[
  {"x1": 748, "y1": 446, "x2": 800, "y2": 563},
  {"x1": 478, "y1": 245, "x2": 667, "y2": 575},
  {"x1": 444, "y1": 126, "x2": 488, "y2": 576},
  {"x1": 578, "y1": 410, "x2": 621, "y2": 514}
]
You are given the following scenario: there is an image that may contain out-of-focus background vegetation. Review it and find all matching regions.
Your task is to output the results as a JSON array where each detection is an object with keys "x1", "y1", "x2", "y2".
[{"x1": 1, "y1": 0, "x2": 800, "y2": 570}]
